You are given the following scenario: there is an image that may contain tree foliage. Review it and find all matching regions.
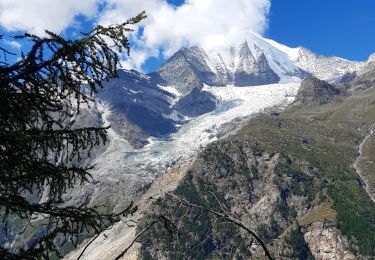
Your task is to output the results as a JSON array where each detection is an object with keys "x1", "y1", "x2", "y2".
[{"x1": 0, "y1": 11, "x2": 146, "y2": 259}]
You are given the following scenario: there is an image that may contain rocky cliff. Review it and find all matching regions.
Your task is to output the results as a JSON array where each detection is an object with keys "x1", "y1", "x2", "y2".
[{"x1": 295, "y1": 77, "x2": 341, "y2": 104}]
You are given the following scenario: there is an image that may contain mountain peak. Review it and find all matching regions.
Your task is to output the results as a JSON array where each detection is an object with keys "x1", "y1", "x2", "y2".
[
  {"x1": 239, "y1": 40, "x2": 251, "y2": 51},
  {"x1": 235, "y1": 41, "x2": 256, "y2": 70},
  {"x1": 296, "y1": 77, "x2": 340, "y2": 104},
  {"x1": 368, "y1": 53, "x2": 375, "y2": 63}
]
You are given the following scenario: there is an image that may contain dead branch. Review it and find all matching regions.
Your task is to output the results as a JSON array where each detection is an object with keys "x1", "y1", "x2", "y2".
[
  {"x1": 166, "y1": 192, "x2": 274, "y2": 260},
  {"x1": 77, "y1": 232, "x2": 101, "y2": 260},
  {"x1": 114, "y1": 216, "x2": 175, "y2": 260},
  {"x1": 114, "y1": 220, "x2": 158, "y2": 260}
]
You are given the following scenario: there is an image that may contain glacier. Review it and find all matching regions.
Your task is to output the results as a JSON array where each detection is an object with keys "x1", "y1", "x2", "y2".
[{"x1": 77, "y1": 32, "x2": 371, "y2": 211}]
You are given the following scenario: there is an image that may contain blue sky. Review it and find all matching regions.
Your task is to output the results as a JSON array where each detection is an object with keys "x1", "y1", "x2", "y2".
[
  {"x1": 144, "y1": 0, "x2": 375, "y2": 71},
  {"x1": 166, "y1": 0, "x2": 375, "y2": 62},
  {"x1": 167, "y1": 0, "x2": 185, "y2": 6},
  {"x1": 266, "y1": 0, "x2": 375, "y2": 61},
  {"x1": 1, "y1": 0, "x2": 374, "y2": 72}
]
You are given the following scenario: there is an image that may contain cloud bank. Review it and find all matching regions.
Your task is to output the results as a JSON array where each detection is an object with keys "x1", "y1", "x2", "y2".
[
  {"x1": 0, "y1": 0, "x2": 271, "y2": 70},
  {"x1": 0, "y1": 0, "x2": 101, "y2": 36},
  {"x1": 98, "y1": 0, "x2": 271, "y2": 70}
]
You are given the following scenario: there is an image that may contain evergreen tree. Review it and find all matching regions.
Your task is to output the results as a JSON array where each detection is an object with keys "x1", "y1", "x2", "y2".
[{"x1": 0, "y1": 12, "x2": 146, "y2": 259}]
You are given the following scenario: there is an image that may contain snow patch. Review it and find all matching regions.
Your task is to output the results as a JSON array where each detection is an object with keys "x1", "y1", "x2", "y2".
[
  {"x1": 157, "y1": 84, "x2": 182, "y2": 97},
  {"x1": 162, "y1": 110, "x2": 184, "y2": 121},
  {"x1": 124, "y1": 87, "x2": 143, "y2": 95}
]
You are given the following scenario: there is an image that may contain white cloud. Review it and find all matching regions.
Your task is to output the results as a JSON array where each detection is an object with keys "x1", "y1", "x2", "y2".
[
  {"x1": 97, "y1": 0, "x2": 271, "y2": 70},
  {"x1": 0, "y1": 0, "x2": 101, "y2": 35},
  {"x1": 0, "y1": 0, "x2": 271, "y2": 70}
]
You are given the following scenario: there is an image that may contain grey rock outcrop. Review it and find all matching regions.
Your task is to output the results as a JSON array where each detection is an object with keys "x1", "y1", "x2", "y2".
[
  {"x1": 155, "y1": 47, "x2": 225, "y2": 95},
  {"x1": 303, "y1": 220, "x2": 356, "y2": 260},
  {"x1": 296, "y1": 77, "x2": 341, "y2": 104},
  {"x1": 296, "y1": 47, "x2": 366, "y2": 81},
  {"x1": 350, "y1": 59, "x2": 375, "y2": 89},
  {"x1": 173, "y1": 88, "x2": 217, "y2": 117},
  {"x1": 338, "y1": 72, "x2": 357, "y2": 84},
  {"x1": 97, "y1": 69, "x2": 177, "y2": 137},
  {"x1": 234, "y1": 43, "x2": 280, "y2": 86}
]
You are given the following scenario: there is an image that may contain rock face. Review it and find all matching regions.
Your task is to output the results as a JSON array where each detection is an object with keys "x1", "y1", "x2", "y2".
[
  {"x1": 173, "y1": 88, "x2": 217, "y2": 117},
  {"x1": 338, "y1": 72, "x2": 357, "y2": 84},
  {"x1": 155, "y1": 47, "x2": 217, "y2": 95},
  {"x1": 233, "y1": 43, "x2": 280, "y2": 86},
  {"x1": 155, "y1": 41, "x2": 282, "y2": 94},
  {"x1": 98, "y1": 69, "x2": 177, "y2": 137},
  {"x1": 135, "y1": 133, "x2": 365, "y2": 259},
  {"x1": 296, "y1": 77, "x2": 341, "y2": 104},
  {"x1": 303, "y1": 220, "x2": 356, "y2": 260},
  {"x1": 153, "y1": 35, "x2": 366, "y2": 97}
]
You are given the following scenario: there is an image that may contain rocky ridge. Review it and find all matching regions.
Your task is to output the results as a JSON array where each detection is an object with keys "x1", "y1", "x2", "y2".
[{"x1": 295, "y1": 47, "x2": 366, "y2": 82}]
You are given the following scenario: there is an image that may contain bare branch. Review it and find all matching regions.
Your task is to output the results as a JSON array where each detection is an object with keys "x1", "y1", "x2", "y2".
[
  {"x1": 166, "y1": 192, "x2": 274, "y2": 260},
  {"x1": 114, "y1": 219, "x2": 158, "y2": 260},
  {"x1": 77, "y1": 233, "x2": 101, "y2": 260}
]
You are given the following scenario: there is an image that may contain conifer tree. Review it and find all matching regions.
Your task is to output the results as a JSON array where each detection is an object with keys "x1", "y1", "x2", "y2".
[{"x1": 0, "y1": 12, "x2": 146, "y2": 259}]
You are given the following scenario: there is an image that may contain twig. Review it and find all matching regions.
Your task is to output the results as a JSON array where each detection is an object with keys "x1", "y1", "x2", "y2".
[
  {"x1": 77, "y1": 232, "x2": 101, "y2": 260},
  {"x1": 166, "y1": 192, "x2": 274, "y2": 260},
  {"x1": 114, "y1": 220, "x2": 158, "y2": 260},
  {"x1": 207, "y1": 191, "x2": 231, "y2": 217},
  {"x1": 114, "y1": 215, "x2": 176, "y2": 260},
  {"x1": 76, "y1": 202, "x2": 137, "y2": 260}
]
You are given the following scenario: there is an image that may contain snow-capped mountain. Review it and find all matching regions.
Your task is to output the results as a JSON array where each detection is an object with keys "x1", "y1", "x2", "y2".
[
  {"x1": 154, "y1": 39, "x2": 300, "y2": 95},
  {"x1": 83, "y1": 33, "x2": 371, "y2": 190},
  {"x1": 64, "y1": 36, "x2": 375, "y2": 259},
  {"x1": 154, "y1": 33, "x2": 366, "y2": 95},
  {"x1": 100, "y1": 33, "x2": 367, "y2": 147},
  {"x1": 35, "y1": 35, "x2": 371, "y2": 258}
]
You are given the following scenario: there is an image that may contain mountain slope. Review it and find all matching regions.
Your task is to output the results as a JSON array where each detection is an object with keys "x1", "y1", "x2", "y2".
[
  {"x1": 65, "y1": 63, "x2": 375, "y2": 260},
  {"x1": 61, "y1": 36, "x2": 373, "y2": 258},
  {"x1": 135, "y1": 68, "x2": 375, "y2": 259}
]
